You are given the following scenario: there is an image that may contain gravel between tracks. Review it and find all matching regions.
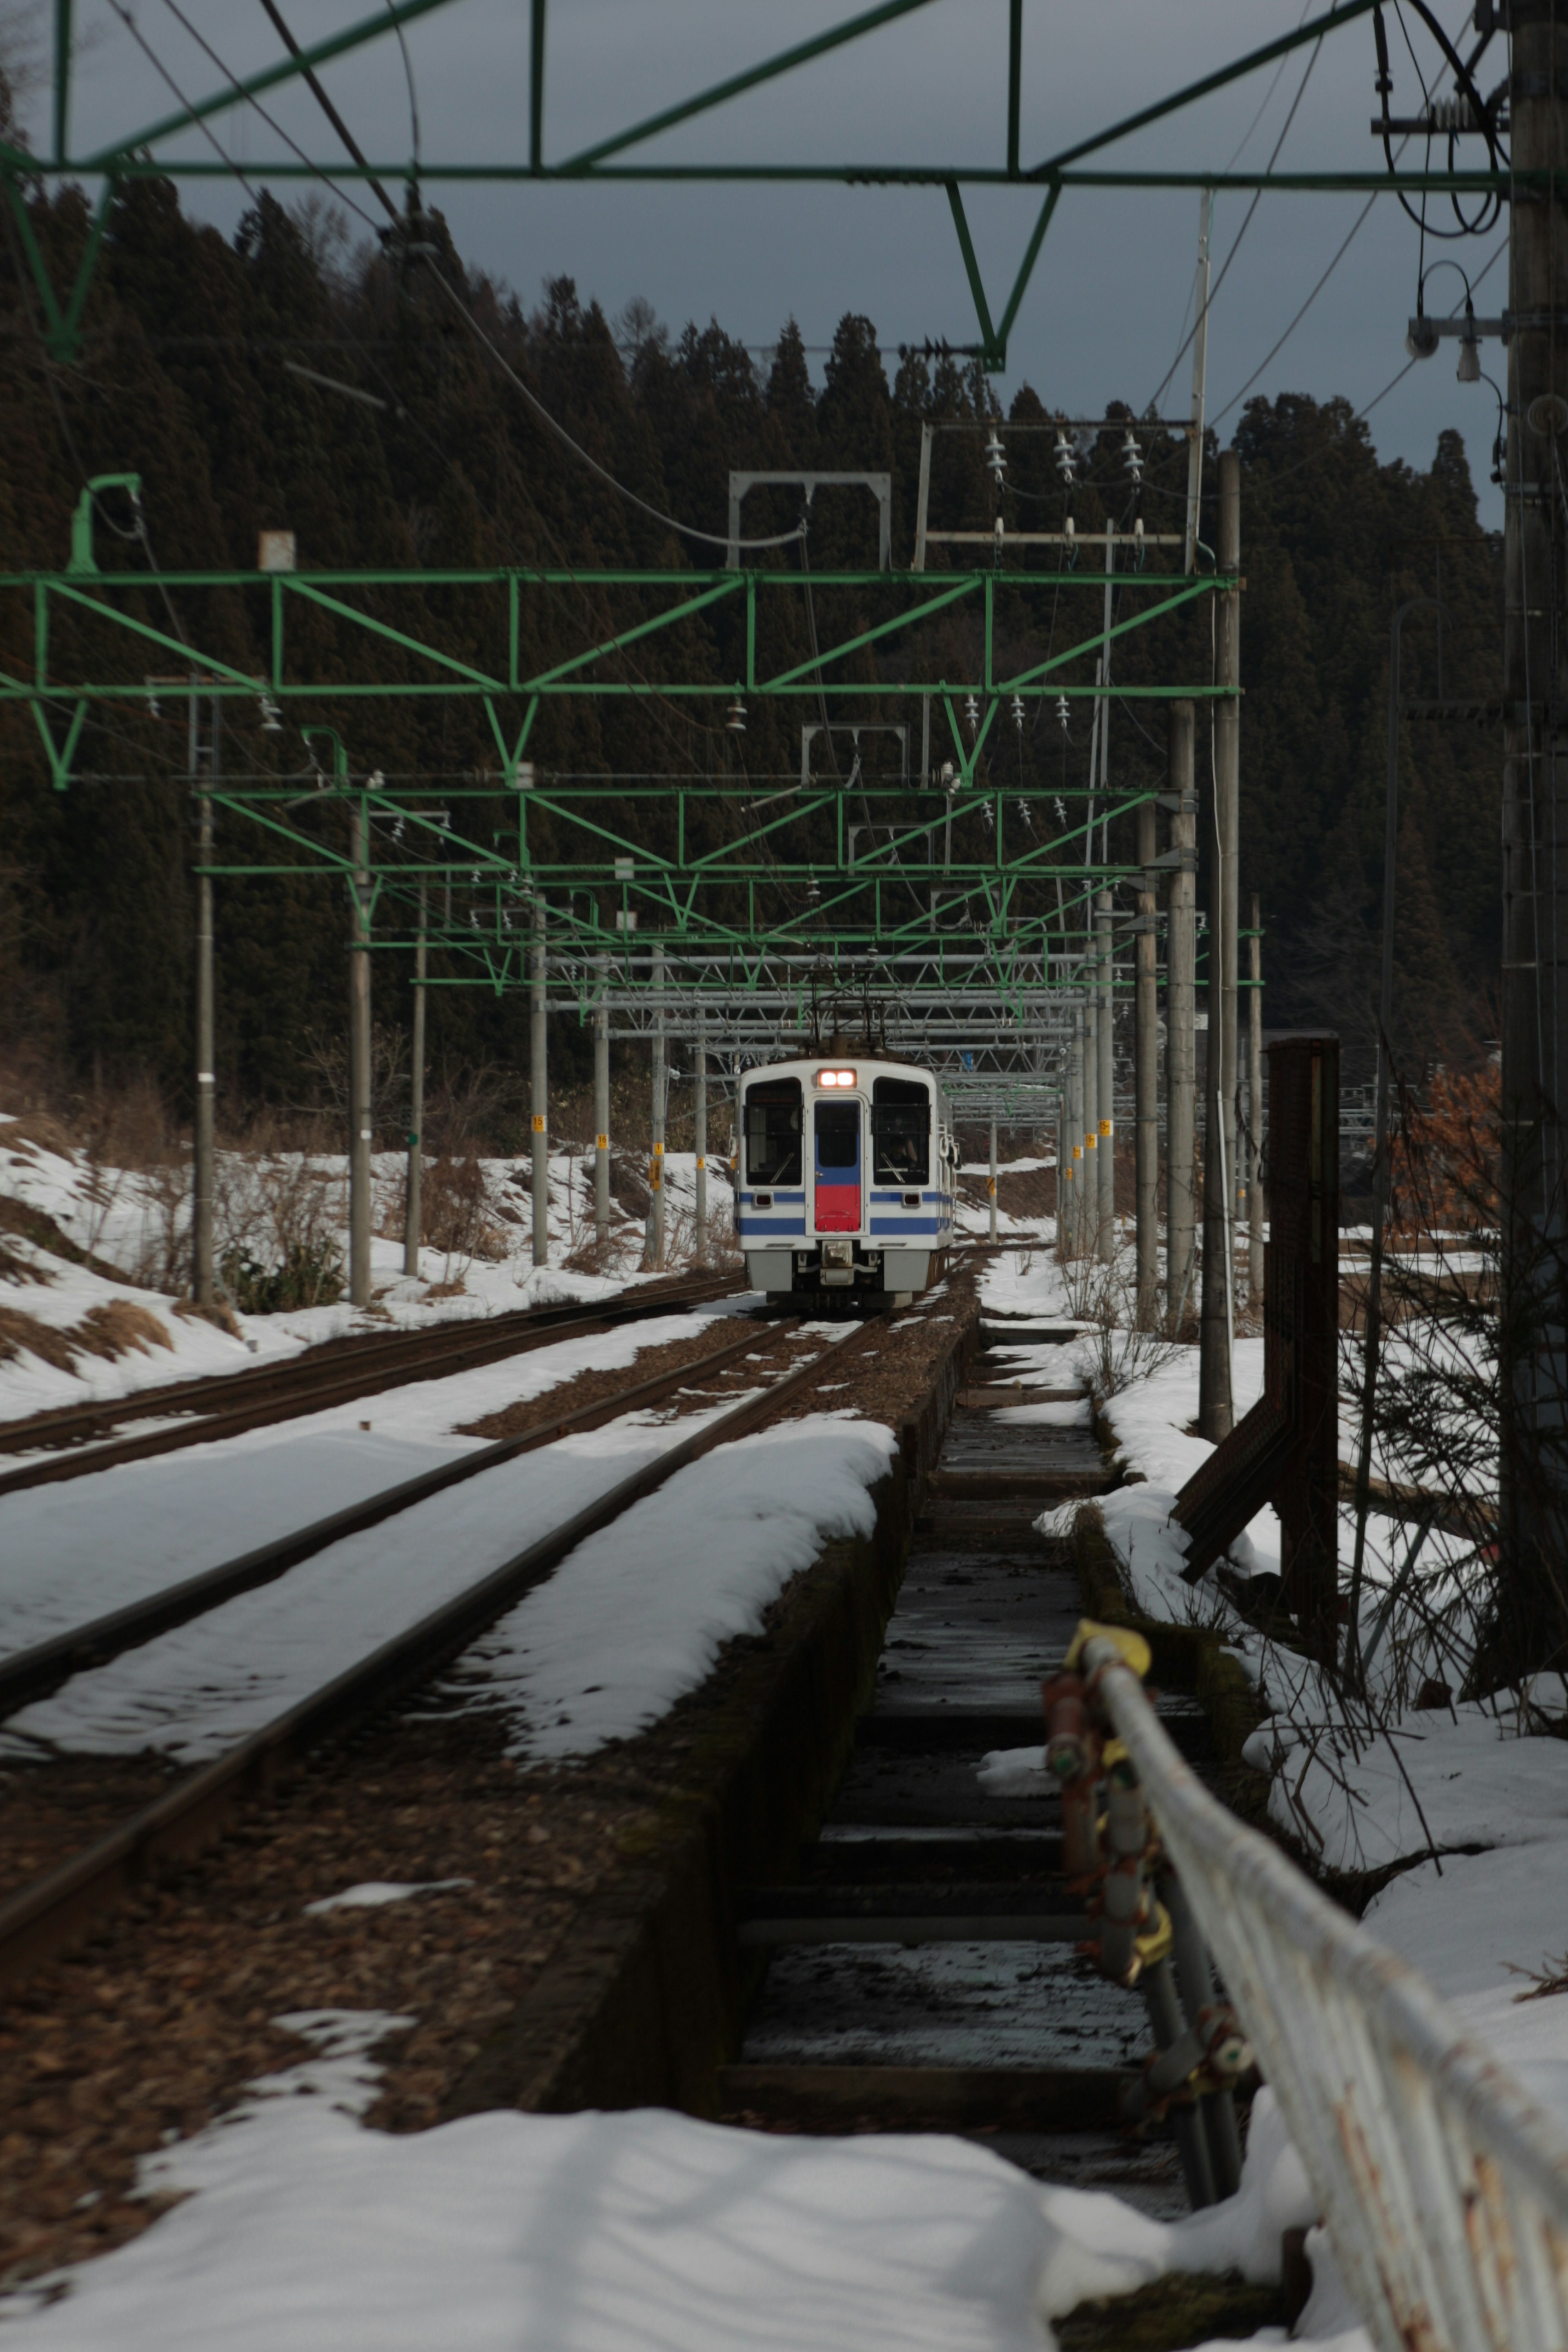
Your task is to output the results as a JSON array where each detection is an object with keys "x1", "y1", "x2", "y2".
[{"x1": 0, "y1": 1273, "x2": 976, "y2": 2294}]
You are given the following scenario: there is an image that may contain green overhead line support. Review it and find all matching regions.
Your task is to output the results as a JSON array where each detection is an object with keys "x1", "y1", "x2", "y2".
[{"x1": 0, "y1": 0, "x2": 1512, "y2": 363}]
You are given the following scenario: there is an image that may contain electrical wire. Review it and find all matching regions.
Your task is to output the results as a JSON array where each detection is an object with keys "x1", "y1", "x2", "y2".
[
  {"x1": 424, "y1": 265, "x2": 807, "y2": 555},
  {"x1": 102, "y1": 0, "x2": 263, "y2": 209},
  {"x1": 151, "y1": 0, "x2": 384, "y2": 234},
  {"x1": 1147, "y1": 22, "x2": 1327, "y2": 414}
]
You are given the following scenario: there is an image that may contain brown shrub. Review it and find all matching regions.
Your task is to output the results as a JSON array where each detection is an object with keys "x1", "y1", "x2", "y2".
[
  {"x1": 422, "y1": 1156, "x2": 506, "y2": 1261},
  {"x1": 76, "y1": 1301, "x2": 174, "y2": 1359},
  {"x1": 0, "y1": 1296, "x2": 174, "y2": 1374},
  {"x1": 0, "y1": 1112, "x2": 78, "y2": 1162},
  {"x1": 0, "y1": 1306, "x2": 80, "y2": 1371}
]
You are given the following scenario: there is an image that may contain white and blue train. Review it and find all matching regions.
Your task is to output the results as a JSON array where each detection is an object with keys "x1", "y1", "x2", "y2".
[{"x1": 734, "y1": 1054, "x2": 956, "y2": 1307}]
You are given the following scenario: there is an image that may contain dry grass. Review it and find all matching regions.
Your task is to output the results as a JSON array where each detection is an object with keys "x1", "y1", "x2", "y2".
[
  {"x1": 76, "y1": 1301, "x2": 174, "y2": 1359},
  {"x1": 0, "y1": 1298, "x2": 173, "y2": 1374},
  {"x1": 0, "y1": 1112, "x2": 79, "y2": 1162}
]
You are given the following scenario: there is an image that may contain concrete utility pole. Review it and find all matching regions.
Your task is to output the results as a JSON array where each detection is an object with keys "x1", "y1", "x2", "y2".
[
  {"x1": 403, "y1": 878, "x2": 426, "y2": 1278},
  {"x1": 989, "y1": 1115, "x2": 999, "y2": 1243},
  {"x1": 1096, "y1": 892, "x2": 1116, "y2": 1263},
  {"x1": 192, "y1": 690, "x2": 215, "y2": 1309},
  {"x1": 694, "y1": 1020, "x2": 708, "y2": 1262},
  {"x1": 348, "y1": 792, "x2": 372, "y2": 1309},
  {"x1": 1501, "y1": 0, "x2": 1568, "y2": 1667},
  {"x1": 1135, "y1": 793, "x2": 1159, "y2": 1326},
  {"x1": 1247, "y1": 893, "x2": 1264, "y2": 1306},
  {"x1": 1198, "y1": 454, "x2": 1241, "y2": 1437},
  {"x1": 1217, "y1": 449, "x2": 1242, "y2": 1221},
  {"x1": 650, "y1": 942, "x2": 666, "y2": 1270},
  {"x1": 530, "y1": 899, "x2": 548, "y2": 1269},
  {"x1": 1067, "y1": 1006, "x2": 1085, "y2": 1257},
  {"x1": 1184, "y1": 190, "x2": 1212, "y2": 578},
  {"x1": 593, "y1": 950, "x2": 610, "y2": 1254},
  {"x1": 1082, "y1": 972, "x2": 1098, "y2": 1258},
  {"x1": 1167, "y1": 702, "x2": 1198, "y2": 1331}
]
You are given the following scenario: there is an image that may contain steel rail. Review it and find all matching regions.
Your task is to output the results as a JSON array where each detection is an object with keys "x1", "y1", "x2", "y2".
[
  {"x1": 0, "y1": 1317, "x2": 881, "y2": 1993},
  {"x1": 0, "y1": 1314, "x2": 786, "y2": 1718},
  {"x1": 0, "y1": 1269, "x2": 736, "y2": 1454},
  {"x1": 0, "y1": 1272, "x2": 742, "y2": 1491}
]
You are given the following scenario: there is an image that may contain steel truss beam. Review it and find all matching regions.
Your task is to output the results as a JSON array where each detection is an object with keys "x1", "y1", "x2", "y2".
[{"x1": 2, "y1": 0, "x2": 1508, "y2": 365}]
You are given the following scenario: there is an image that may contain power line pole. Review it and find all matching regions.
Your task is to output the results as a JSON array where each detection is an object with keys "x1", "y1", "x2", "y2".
[
  {"x1": 1247, "y1": 893, "x2": 1265, "y2": 1306},
  {"x1": 1501, "y1": 0, "x2": 1568, "y2": 1673},
  {"x1": 348, "y1": 789, "x2": 372, "y2": 1310},
  {"x1": 694, "y1": 1017, "x2": 708, "y2": 1262},
  {"x1": 1136, "y1": 791, "x2": 1159, "y2": 1327},
  {"x1": 530, "y1": 898, "x2": 548, "y2": 1269},
  {"x1": 403, "y1": 878, "x2": 425, "y2": 1280},
  {"x1": 1096, "y1": 890, "x2": 1116, "y2": 1263},
  {"x1": 989, "y1": 1114, "x2": 999, "y2": 1244},
  {"x1": 1184, "y1": 190, "x2": 1212, "y2": 577},
  {"x1": 192, "y1": 688, "x2": 215, "y2": 1310},
  {"x1": 1167, "y1": 702, "x2": 1198, "y2": 1332},
  {"x1": 1199, "y1": 454, "x2": 1240, "y2": 1438},
  {"x1": 650, "y1": 941, "x2": 666, "y2": 1270},
  {"x1": 594, "y1": 950, "x2": 611, "y2": 1254}
]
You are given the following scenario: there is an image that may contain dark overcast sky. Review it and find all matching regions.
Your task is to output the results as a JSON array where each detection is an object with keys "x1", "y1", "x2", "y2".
[{"x1": 28, "y1": 2, "x2": 1508, "y2": 525}]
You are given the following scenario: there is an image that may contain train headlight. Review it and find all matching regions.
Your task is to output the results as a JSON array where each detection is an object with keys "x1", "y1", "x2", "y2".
[{"x1": 815, "y1": 1068, "x2": 857, "y2": 1088}]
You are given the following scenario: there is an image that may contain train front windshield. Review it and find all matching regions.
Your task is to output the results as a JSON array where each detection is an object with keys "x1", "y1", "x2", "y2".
[
  {"x1": 872, "y1": 1077, "x2": 930, "y2": 1184},
  {"x1": 745, "y1": 1079, "x2": 803, "y2": 1185}
]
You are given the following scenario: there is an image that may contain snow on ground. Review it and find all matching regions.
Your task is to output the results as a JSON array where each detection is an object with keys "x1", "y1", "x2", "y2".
[
  {"x1": 5, "y1": 1390, "x2": 890, "y2": 1766},
  {"x1": 976, "y1": 1235, "x2": 1568, "y2": 2349},
  {"x1": 465, "y1": 1414, "x2": 898, "y2": 1759},
  {"x1": 0, "y1": 2013, "x2": 1069, "y2": 2352},
  {"x1": 0, "y1": 1306, "x2": 753, "y2": 1660},
  {"x1": 0, "y1": 1110, "x2": 734, "y2": 1422}
]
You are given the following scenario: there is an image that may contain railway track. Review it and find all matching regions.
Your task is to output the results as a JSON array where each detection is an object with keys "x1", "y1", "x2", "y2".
[
  {"x1": 0, "y1": 1269, "x2": 742, "y2": 1496},
  {"x1": 722, "y1": 1310, "x2": 1228, "y2": 2216},
  {"x1": 0, "y1": 1310, "x2": 878, "y2": 1993}
]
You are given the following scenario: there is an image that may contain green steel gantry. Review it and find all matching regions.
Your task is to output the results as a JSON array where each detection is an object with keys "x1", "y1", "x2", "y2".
[
  {"x1": 2, "y1": 0, "x2": 1513, "y2": 368},
  {"x1": 3, "y1": 488, "x2": 1224, "y2": 972}
]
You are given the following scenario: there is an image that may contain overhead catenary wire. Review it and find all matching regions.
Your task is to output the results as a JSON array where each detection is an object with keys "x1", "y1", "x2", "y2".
[{"x1": 1146, "y1": 16, "x2": 1327, "y2": 416}]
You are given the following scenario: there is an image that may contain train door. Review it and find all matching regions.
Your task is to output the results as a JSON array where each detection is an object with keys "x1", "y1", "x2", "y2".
[{"x1": 813, "y1": 1099, "x2": 862, "y2": 1232}]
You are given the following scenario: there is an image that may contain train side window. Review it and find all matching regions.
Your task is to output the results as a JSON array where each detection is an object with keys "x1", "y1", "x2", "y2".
[
  {"x1": 745, "y1": 1079, "x2": 802, "y2": 1186},
  {"x1": 872, "y1": 1077, "x2": 930, "y2": 1185}
]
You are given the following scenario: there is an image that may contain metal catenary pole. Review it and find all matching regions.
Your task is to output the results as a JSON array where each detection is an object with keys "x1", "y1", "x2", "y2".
[
  {"x1": 1246, "y1": 892, "x2": 1264, "y2": 1304},
  {"x1": 403, "y1": 876, "x2": 425, "y2": 1279},
  {"x1": 1217, "y1": 448, "x2": 1242, "y2": 1296},
  {"x1": 1184, "y1": 190, "x2": 1213, "y2": 578},
  {"x1": 1082, "y1": 965, "x2": 1099, "y2": 1258},
  {"x1": 348, "y1": 789, "x2": 372, "y2": 1309},
  {"x1": 1136, "y1": 792, "x2": 1160, "y2": 1326},
  {"x1": 1069, "y1": 1004, "x2": 1086, "y2": 1258},
  {"x1": 989, "y1": 1113, "x2": 999, "y2": 1243},
  {"x1": 1096, "y1": 889, "x2": 1116, "y2": 1264},
  {"x1": 530, "y1": 898, "x2": 548, "y2": 1269},
  {"x1": 192, "y1": 688, "x2": 215, "y2": 1310},
  {"x1": 1500, "y1": 0, "x2": 1568, "y2": 1675},
  {"x1": 694, "y1": 1016, "x2": 708, "y2": 1263},
  {"x1": 650, "y1": 940, "x2": 666, "y2": 1270},
  {"x1": 593, "y1": 950, "x2": 611, "y2": 1253},
  {"x1": 1167, "y1": 701, "x2": 1198, "y2": 1330}
]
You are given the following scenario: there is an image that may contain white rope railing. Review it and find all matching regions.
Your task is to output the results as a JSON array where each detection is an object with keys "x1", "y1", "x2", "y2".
[{"x1": 1080, "y1": 1630, "x2": 1568, "y2": 2352}]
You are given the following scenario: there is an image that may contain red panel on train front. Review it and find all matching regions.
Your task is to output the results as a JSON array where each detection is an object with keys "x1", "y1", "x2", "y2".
[{"x1": 814, "y1": 1182, "x2": 860, "y2": 1232}]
